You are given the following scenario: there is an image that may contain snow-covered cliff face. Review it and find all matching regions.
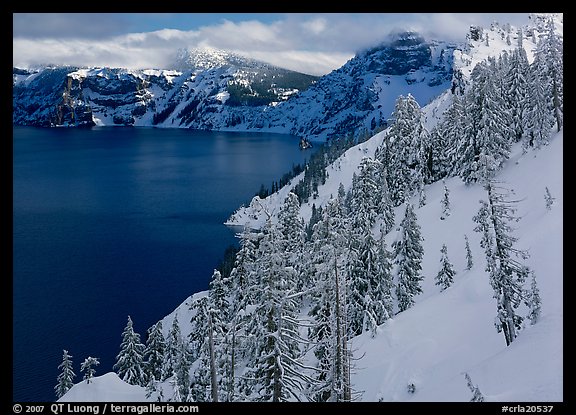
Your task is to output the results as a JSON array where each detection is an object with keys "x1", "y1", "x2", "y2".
[
  {"x1": 13, "y1": 33, "x2": 456, "y2": 140},
  {"x1": 263, "y1": 31, "x2": 456, "y2": 140}
]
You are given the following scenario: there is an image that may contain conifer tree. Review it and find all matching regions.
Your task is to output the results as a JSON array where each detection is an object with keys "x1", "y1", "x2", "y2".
[
  {"x1": 114, "y1": 316, "x2": 146, "y2": 386},
  {"x1": 393, "y1": 204, "x2": 425, "y2": 312},
  {"x1": 440, "y1": 179, "x2": 451, "y2": 220},
  {"x1": 144, "y1": 321, "x2": 165, "y2": 385},
  {"x1": 55, "y1": 350, "x2": 76, "y2": 399},
  {"x1": 473, "y1": 182, "x2": 531, "y2": 346},
  {"x1": 435, "y1": 244, "x2": 456, "y2": 291},
  {"x1": 525, "y1": 271, "x2": 542, "y2": 325},
  {"x1": 241, "y1": 218, "x2": 315, "y2": 402},
  {"x1": 544, "y1": 187, "x2": 555, "y2": 210},
  {"x1": 80, "y1": 357, "x2": 100, "y2": 384},
  {"x1": 464, "y1": 234, "x2": 474, "y2": 270},
  {"x1": 464, "y1": 373, "x2": 485, "y2": 402},
  {"x1": 308, "y1": 197, "x2": 352, "y2": 401}
]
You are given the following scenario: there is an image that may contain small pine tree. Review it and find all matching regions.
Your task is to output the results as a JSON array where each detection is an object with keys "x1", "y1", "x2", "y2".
[
  {"x1": 526, "y1": 271, "x2": 542, "y2": 325},
  {"x1": 464, "y1": 235, "x2": 473, "y2": 270},
  {"x1": 544, "y1": 187, "x2": 555, "y2": 210},
  {"x1": 464, "y1": 373, "x2": 485, "y2": 402},
  {"x1": 80, "y1": 357, "x2": 100, "y2": 384},
  {"x1": 55, "y1": 350, "x2": 76, "y2": 398},
  {"x1": 440, "y1": 180, "x2": 451, "y2": 220},
  {"x1": 435, "y1": 244, "x2": 456, "y2": 291}
]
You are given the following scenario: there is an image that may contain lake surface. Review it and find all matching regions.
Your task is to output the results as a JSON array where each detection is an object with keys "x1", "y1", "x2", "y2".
[{"x1": 13, "y1": 126, "x2": 314, "y2": 402}]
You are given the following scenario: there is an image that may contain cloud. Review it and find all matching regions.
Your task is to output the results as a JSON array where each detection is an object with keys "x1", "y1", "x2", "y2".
[{"x1": 13, "y1": 13, "x2": 535, "y2": 75}]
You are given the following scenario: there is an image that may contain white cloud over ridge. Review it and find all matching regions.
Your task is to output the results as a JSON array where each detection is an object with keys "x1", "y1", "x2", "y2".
[{"x1": 13, "y1": 13, "x2": 536, "y2": 75}]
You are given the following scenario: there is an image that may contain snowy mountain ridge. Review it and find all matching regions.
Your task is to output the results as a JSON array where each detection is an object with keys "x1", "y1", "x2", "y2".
[{"x1": 13, "y1": 31, "x2": 456, "y2": 141}]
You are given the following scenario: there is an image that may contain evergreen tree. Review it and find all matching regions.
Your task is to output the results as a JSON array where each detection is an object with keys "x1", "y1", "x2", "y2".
[
  {"x1": 277, "y1": 192, "x2": 306, "y2": 291},
  {"x1": 464, "y1": 373, "x2": 485, "y2": 402},
  {"x1": 440, "y1": 179, "x2": 451, "y2": 220},
  {"x1": 377, "y1": 94, "x2": 429, "y2": 205},
  {"x1": 393, "y1": 204, "x2": 425, "y2": 312},
  {"x1": 308, "y1": 197, "x2": 352, "y2": 402},
  {"x1": 80, "y1": 357, "x2": 100, "y2": 384},
  {"x1": 55, "y1": 350, "x2": 76, "y2": 399},
  {"x1": 143, "y1": 321, "x2": 165, "y2": 385},
  {"x1": 347, "y1": 157, "x2": 392, "y2": 336},
  {"x1": 114, "y1": 316, "x2": 146, "y2": 386},
  {"x1": 162, "y1": 314, "x2": 192, "y2": 400},
  {"x1": 535, "y1": 19, "x2": 563, "y2": 133},
  {"x1": 435, "y1": 244, "x2": 456, "y2": 291},
  {"x1": 228, "y1": 226, "x2": 259, "y2": 318},
  {"x1": 525, "y1": 271, "x2": 542, "y2": 325},
  {"x1": 505, "y1": 48, "x2": 530, "y2": 142},
  {"x1": 524, "y1": 60, "x2": 554, "y2": 150},
  {"x1": 464, "y1": 234, "x2": 474, "y2": 270},
  {"x1": 162, "y1": 315, "x2": 181, "y2": 381},
  {"x1": 473, "y1": 182, "x2": 531, "y2": 346},
  {"x1": 544, "y1": 186, "x2": 555, "y2": 210},
  {"x1": 241, "y1": 218, "x2": 315, "y2": 402}
]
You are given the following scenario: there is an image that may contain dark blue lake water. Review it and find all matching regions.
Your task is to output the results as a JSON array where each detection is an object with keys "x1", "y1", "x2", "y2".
[{"x1": 13, "y1": 126, "x2": 313, "y2": 402}]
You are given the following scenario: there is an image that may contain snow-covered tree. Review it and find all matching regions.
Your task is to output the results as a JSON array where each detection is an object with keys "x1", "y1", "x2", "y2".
[
  {"x1": 55, "y1": 350, "x2": 76, "y2": 398},
  {"x1": 473, "y1": 182, "x2": 531, "y2": 346},
  {"x1": 435, "y1": 244, "x2": 456, "y2": 291},
  {"x1": 534, "y1": 18, "x2": 563, "y2": 133},
  {"x1": 525, "y1": 271, "x2": 542, "y2": 325},
  {"x1": 544, "y1": 186, "x2": 555, "y2": 210},
  {"x1": 440, "y1": 179, "x2": 451, "y2": 220},
  {"x1": 308, "y1": 197, "x2": 352, "y2": 401},
  {"x1": 277, "y1": 192, "x2": 306, "y2": 291},
  {"x1": 505, "y1": 48, "x2": 530, "y2": 142},
  {"x1": 347, "y1": 157, "x2": 391, "y2": 336},
  {"x1": 393, "y1": 204, "x2": 425, "y2": 312},
  {"x1": 464, "y1": 373, "x2": 485, "y2": 402},
  {"x1": 524, "y1": 62, "x2": 554, "y2": 150},
  {"x1": 377, "y1": 94, "x2": 429, "y2": 205},
  {"x1": 143, "y1": 321, "x2": 165, "y2": 386},
  {"x1": 114, "y1": 316, "x2": 146, "y2": 386},
  {"x1": 464, "y1": 234, "x2": 474, "y2": 270},
  {"x1": 241, "y1": 218, "x2": 315, "y2": 402},
  {"x1": 80, "y1": 357, "x2": 100, "y2": 384},
  {"x1": 162, "y1": 314, "x2": 192, "y2": 400}
]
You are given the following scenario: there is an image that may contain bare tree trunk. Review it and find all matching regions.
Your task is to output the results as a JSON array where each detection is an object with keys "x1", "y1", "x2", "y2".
[{"x1": 208, "y1": 313, "x2": 218, "y2": 402}]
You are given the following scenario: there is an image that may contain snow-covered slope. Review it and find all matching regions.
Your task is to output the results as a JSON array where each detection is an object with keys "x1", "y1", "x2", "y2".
[{"x1": 58, "y1": 127, "x2": 563, "y2": 402}]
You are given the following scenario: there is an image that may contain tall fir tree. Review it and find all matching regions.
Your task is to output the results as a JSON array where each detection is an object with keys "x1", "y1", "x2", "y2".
[
  {"x1": 308, "y1": 197, "x2": 352, "y2": 401},
  {"x1": 473, "y1": 182, "x2": 531, "y2": 346},
  {"x1": 114, "y1": 316, "x2": 146, "y2": 386},
  {"x1": 347, "y1": 157, "x2": 391, "y2": 335},
  {"x1": 55, "y1": 350, "x2": 76, "y2": 399},
  {"x1": 393, "y1": 204, "x2": 425, "y2": 312},
  {"x1": 241, "y1": 218, "x2": 315, "y2": 402},
  {"x1": 143, "y1": 321, "x2": 165, "y2": 386}
]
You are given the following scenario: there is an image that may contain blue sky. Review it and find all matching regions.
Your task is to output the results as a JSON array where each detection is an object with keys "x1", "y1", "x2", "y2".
[{"x1": 13, "y1": 13, "x2": 538, "y2": 75}]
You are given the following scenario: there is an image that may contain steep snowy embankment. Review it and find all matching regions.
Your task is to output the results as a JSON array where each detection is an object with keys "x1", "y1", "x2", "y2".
[
  {"x1": 353, "y1": 130, "x2": 563, "y2": 401},
  {"x1": 59, "y1": 130, "x2": 563, "y2": 402}
]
